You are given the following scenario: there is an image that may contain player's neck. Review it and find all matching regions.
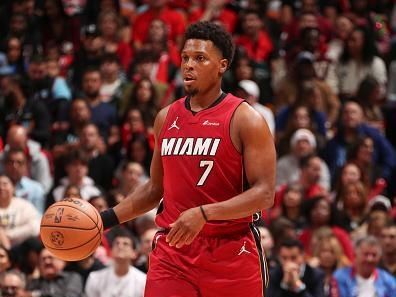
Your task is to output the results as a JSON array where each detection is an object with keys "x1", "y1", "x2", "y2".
[{"x1": 189, "y1": 88, "x2": 223, "y2": 112}]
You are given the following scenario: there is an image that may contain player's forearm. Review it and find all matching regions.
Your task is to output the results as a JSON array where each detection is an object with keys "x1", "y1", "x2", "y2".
[
  {"x1": 113, "y1": 181, "x2": 163, "y2": 224},
  {"x1": 203, "y1": 184, "x2": 274, "y2": 221}
]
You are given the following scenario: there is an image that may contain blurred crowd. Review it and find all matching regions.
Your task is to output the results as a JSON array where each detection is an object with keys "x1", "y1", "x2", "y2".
[{"x1": 0, "y1": 0, "x2": 395, "y2": 296}]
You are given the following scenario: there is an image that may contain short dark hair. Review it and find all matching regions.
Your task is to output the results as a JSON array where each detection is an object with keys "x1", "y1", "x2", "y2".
[
  {"x1": 279, "y1": 238, "x2": 304, "y2": 251},
  {"x1": 183, "y1": 21, "x2": 235, "y2": 69},
  {"x1": 101, "y1": 53, "x2": 120, "y2": 65},
  {"x1": 4, "y1": 148, "x2": 26, "y2": 163},
  {"x1": 111, "y1": 227, "x2": 136, "y2": 249},
  {"x1": 65, "y1": 149, "x2": 89, "y2": 166}
]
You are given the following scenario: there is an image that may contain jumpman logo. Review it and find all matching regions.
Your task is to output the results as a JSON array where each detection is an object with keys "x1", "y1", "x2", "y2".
[
  {"x1": 168, "y1": 117, "x2": 180, "y2": 130},
  {"x1": 238, "y1": 241, "x2": 251, "y2": 256}
]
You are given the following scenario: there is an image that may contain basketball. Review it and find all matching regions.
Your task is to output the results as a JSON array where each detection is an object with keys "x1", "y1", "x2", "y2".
[{"x1": 40, "y1": 198, "x2": 103, "y2": 261}]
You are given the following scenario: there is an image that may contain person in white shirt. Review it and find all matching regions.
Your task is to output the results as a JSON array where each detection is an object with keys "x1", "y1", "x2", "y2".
[
  {"x1": 0, "y1": 175, "x2": 40, "y2": 249},
  {"x1": 85, "y1": 230, "x2": 146, "y2": 297},
  {"x1": 236, "y1": 79, "x2": 275, "y2": 136},
  {"x1": 276, "y1": 129, "x2": 330, "y2": 191}
]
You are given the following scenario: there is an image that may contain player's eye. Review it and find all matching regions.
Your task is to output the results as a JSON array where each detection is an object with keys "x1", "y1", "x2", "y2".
[
  {"x1": 196, "y1": 55, "x2": 205, "y2": 62},
  {"x1": 181, "y1": 55, "x2": 189, "y2": 63}
]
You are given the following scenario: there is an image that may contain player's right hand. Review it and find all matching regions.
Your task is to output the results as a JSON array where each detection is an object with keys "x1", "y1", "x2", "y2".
[{"x1": 166, "y1": 207, "x2": 206, "y2": 248}]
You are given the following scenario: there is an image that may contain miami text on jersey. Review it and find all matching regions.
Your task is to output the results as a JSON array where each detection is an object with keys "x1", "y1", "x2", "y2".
[{"x1": 161, "y1": 138, "x2": 221, "y2": 156}]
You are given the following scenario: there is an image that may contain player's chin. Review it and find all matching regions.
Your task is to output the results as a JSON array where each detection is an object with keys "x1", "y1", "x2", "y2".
[{"x1": 184, "y1": 86, "x2": 198, "y2": 96}]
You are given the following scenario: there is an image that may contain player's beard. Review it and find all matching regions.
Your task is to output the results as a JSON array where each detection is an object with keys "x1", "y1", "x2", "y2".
[{"x1": 184, "y1": 86, "x2": 198, "y2": 97}]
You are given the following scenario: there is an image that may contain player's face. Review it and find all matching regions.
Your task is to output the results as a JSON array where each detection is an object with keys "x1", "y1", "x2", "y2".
[{"x1": 181, "y1": 39, "x2": 227, "y2": 96}]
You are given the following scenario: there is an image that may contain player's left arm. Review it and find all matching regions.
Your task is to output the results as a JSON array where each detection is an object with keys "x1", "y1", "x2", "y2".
[
  {"x1": 166, "y1": 103, "x2": 276, "y2": 248},
  {"x1": 203, "y1": 102, "x2": 276, "y2": 219}
]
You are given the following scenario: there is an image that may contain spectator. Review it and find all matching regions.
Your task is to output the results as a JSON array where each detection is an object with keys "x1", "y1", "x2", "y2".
[
  {"x1": 311, "y1": 232, "x2": 349, "y2": 297},
  {"x1": 0, "y1": 125, "x2": 53, "y2": 194},
  {"x1": 187, "y1": 0, "x2": 237, "y2": 33},
  {"x1": 124, "y1": 133, "x2": 153, "y2": 176},
  {"x1": 235, "y1": 79, "x2": 275, "y2": 136},
  {"x1": 326, "y1": 16, "x2": 354, "y2": 62},
  {"x1": 27, "y1": 248, "x2": 84, "y2": 297},
  {"x1": 85, "y1": 229, "x2": 146, "y2": 297},
  {"x1": 3, "y1": 36, "x2": 25, "y2": 76},
  {"x1": 50, "y1": 149, "x2": 102, "y2": 203},
  {"x1": 266, "y1": 238, "x2": 325, "y2": 297},
  {"x1": 0, "y1": 74, "x2": 51, "y2": 147},
  {"x1": 277, "y1": 129, "x2": 330, "y2": 191},
  {"x1": 41, "y1": 0, "x2": 80, "y2": 53},
  {"x1": 27, "y1": 55, "x2": 72, "y2": 128},
  {"x1": 355, "y1": 76, "x2": 385, "y2": 133},
  {"x1": 3, "y1": 148, "x2": 45, "y2": 214},
  {"x1": 72, "y1": 24, "x2": 105, "y2": 88},
  {"x1": 131, "y1": 0, "x2": 186, "y2": 50},
  {"x1": 0, "y1": 175, "x2": 40, "y2": 249},
  {"x1": 142, "y1": 19, "x2": 180, "y2": 84},
  {"x1": 276, "y1": 104, "x2": 326, "y2": 157},
  {"x1": 275, "y1": 52, "x2": 340, "y2": 127},
  {"x1": 65, "y1": 253, "x2": 105, "y2": 286},
  {"x1": 347, "y1": 137, "x2": 387, "y2": 197},
  {"x1": 0, "y1": 269, "x2": 29, "y2": 297},
  {"x1": 81, "y1": 67, "x2": 117, "y2": 138},
  {"x1": 99, "y1": 53, "x2": 133, "y2": 114},
  {"x1": 135, "y1": 227, "x2": 158, "y2": 273},
  {"x1": 275, "y1": 183, "x2": 307, "y2": 233},
  {"x1": 15, "y1": 237, "x2": 43, "y2": 282},
  {"x1": 299, "y1": 196, "x2": 354, "y2": 261},
  {"x1": 52, "y1": 98, "x2": 92, "y2": 147},
  {"x1": 324, "y1": 101, "x2": 396, "y2": 184},
  {"x1": 98, "y1": 10, "x2": 132, "y2": 72},
  {"x1": 79, "y1": 123, "x2": 115, "y2": 191},
  {"x1": 235, "y1": 9, "x2": 274, "y2": 64},
  {"x1": 336, "y1": 26, "x2": 387, "y2": 100},
  {"x1": 124, "y1": 78, "x2": 159, "y2": 128},
  {"x1": 336, "y1": 181, "x2": 368, "y2": 233},
  {"x1": 333, "y1": 236, "x2": 396, "y2": 297},
  {"x1": 111, "y1": 161, "x2": 145, "y2": 206},
  {"x1": 379, "y1": 221, "x2": 396, "y2": 277},
  {"x1": 0, "y1": 245, "x2": 11, "y2": 273}
]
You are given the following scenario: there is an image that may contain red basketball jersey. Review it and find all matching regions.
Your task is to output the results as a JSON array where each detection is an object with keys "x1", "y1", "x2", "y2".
[{"x1": 156, "y1": 94, "x2": 251, "y2": 233}]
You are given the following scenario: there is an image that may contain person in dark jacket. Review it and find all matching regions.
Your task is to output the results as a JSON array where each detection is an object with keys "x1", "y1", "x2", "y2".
[{"x1": 266, "y1": 239, "x2": 326, "y2": 297}]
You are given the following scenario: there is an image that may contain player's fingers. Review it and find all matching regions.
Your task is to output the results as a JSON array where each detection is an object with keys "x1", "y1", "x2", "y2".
[
  {"x1": 175, "y1": 233, "x2": 191, "y2": 248},
  {"x1": 167, "y1": 226, "x2": 184, "y2": 246},
  {"x1": 183, "y1": 233, "x2": 197, "y2": 246}
]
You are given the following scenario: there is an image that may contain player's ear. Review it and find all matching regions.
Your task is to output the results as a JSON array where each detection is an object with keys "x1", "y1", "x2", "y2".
[{"x1": 219, "y1": 59, "x2": 228, "y2": 74}]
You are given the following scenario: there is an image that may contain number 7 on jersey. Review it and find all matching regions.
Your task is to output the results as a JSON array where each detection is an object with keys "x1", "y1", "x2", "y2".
[{"x1": 197, "y1": 160, "x2": 214, "y2": 186}]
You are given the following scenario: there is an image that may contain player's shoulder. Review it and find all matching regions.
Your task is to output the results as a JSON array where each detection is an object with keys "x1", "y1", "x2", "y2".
[{"x1": 233, "y1": 100, "x2": 265, "y2": 127}]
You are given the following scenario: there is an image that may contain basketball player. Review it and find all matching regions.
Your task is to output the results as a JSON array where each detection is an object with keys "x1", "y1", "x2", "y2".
[{"x1": 100, "y1": 21, "x2": 276, "y2": 297}]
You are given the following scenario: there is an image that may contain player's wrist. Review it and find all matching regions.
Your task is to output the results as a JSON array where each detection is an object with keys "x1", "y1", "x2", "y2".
[
  {"x1": 199, "y1": 205, "x2": 209, "y2": 222},
  {"x1": 100, "y1": 208, "x2": 120, "y2": 230}
]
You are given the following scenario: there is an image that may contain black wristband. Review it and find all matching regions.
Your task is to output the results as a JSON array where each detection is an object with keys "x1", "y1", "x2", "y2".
[
  {"x1": 100, "y1": 208, "x2": 120, "y2": 230},
  {"x1": 199, "y1": 206, "x2": 208, "y2": 222}
]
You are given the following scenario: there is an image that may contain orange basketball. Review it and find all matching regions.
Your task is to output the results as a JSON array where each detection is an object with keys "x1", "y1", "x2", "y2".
[{"x1": 40, "y1": 198, "x2": 103, "y2": 261}]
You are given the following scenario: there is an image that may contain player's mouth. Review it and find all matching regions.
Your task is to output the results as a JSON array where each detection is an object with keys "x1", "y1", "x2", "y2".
[{"x1": 184, "y1": 75, "x2": 196, "y2": 85}]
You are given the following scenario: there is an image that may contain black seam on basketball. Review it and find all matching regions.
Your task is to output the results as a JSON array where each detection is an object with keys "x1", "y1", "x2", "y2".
[
  {"x1": 45, "y1": 228, "x2": 99, "y2": 250},
  {"x1": 93, "y1": 207, "x2": 102, "y2": 236},
  {"x1": 48, "y1": 203, "x2": 98, "y2": 226},
  {"x1": 40, "y1": 225, "x2": 97, "y2": 231}
]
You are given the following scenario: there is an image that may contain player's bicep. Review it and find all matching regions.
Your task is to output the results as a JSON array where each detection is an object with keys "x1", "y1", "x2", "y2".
[
  {"x1": 148, "y1": 107, "x2": 169, "y2": 198},
  {"x1": 239, "y1": 104, "x2": 276, "y2": 195}
]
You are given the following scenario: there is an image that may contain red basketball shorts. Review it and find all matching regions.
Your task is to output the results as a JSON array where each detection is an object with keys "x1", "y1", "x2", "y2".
[{"x1": 144, "y1": 224, "x2": 269, "y2": 297}]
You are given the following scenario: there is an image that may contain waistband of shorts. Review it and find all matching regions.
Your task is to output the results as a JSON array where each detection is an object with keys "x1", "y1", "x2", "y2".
[{"x1": 159, "y1": 222, "x2": 252, "y2": 237}]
